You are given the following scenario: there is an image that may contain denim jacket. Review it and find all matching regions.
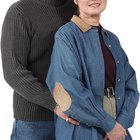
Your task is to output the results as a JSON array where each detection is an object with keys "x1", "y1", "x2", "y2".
[{"x1": 46, "y1": 15, "x2": 139, "y2": 138}]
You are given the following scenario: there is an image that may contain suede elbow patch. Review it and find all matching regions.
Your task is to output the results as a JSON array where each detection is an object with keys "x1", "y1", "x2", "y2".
[{"x1": 53, "y1": 82, "x2": 72, "y2": 112}]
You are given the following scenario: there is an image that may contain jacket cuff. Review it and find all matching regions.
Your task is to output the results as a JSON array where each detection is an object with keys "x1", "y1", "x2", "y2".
[
  {"x1": 116, "y1": 113, "x2": 134, "y2": 129},
  {"x1": 99, "y1": 115, "x2": 116, "y2": 132},
  {"x1": 65, "y1": 105, "x2": 116, "y2": 133}
]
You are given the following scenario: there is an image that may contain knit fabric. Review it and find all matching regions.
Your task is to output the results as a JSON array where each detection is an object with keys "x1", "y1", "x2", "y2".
[{"x1": 1, "y1": 0, "x2": 76, "y2": 121}]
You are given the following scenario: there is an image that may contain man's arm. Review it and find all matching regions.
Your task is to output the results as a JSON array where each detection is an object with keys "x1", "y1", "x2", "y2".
[{"x1": 1, "y1": 4, "x2": 56, "y2": 111}]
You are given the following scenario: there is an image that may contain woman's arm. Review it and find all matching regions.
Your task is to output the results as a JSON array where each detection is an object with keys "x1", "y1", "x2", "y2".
[
  {"x1": 112, "y1": 34, "x2": 139, "y2": 129},
  {"x1": 46, "y1": 31, "x2": 116, "y2": 132},
  {"x1": 117, "y1": 59, "x2": 139, "y2": 129}
]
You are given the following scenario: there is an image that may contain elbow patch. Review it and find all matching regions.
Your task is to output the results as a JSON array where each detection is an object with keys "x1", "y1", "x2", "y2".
[{"x1": 53, "y1": 82, "x2": 72, "y2": 112}]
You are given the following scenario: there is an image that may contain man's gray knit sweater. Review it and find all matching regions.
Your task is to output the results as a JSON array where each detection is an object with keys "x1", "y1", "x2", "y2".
[{"x1": 1, "y1": 0, "x2": 76, "y2": 121}]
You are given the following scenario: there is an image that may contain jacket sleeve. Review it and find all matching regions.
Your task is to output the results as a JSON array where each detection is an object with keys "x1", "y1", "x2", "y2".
[
  {"x1": 116, "y1": 57, "x2": 139, "y2": 129},
  {"x1": 1, "y1": 4, "x2": 56, "y2": 111},
  {"x1": 113, "y1": 35, "x2": 140, "y2": 129},
  {"x1": 46, "y1": 31, "x2": 116, "y2": 132}
]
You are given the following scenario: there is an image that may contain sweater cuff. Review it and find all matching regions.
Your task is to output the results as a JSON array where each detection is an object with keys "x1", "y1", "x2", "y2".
[
  {"x1": 99, "y1": 115, "x2": 116, "y2": 132},
  {"x1": 46, "y1": 98, "x2": 57, "y2": 111}
]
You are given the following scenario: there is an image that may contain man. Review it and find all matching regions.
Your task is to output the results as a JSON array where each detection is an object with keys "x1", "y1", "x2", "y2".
[{"x1": 1, "y1": 0, "x2": 78, "y2": 139}]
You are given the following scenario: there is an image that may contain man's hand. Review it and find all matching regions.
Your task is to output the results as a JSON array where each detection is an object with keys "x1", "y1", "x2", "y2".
[
  {"x1": 103, "y1": 135, "x2": 109, "y2": 140},
  {"x1": 106, "y1": 122, "x2": 127, "y2": 140},
  {"x1": 54, "y1": 104, "x2": 80, "y2": 125}
]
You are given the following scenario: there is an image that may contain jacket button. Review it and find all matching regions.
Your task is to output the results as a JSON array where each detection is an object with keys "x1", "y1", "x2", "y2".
[
  {"x1": 108, "y1": 44, "x2": 112, "y2": 48},
  {"x1": 116, "y1": 60, "x2": 119, "y2": 64},
  {"x1": 86, "y1": 123, "x2": 89, "y2": 126},
  {"x1": 117, "y1": 78, "x2": 121, "y2": 82},
  {"x1": 117, "y1": 97, "x2": 121, "y2": 100}
]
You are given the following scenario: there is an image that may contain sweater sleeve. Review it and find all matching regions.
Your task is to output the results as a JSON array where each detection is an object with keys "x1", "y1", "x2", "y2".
[
  {"x1": 46, "y1": 31, "x2": 116, "y2": 132},
  {"x1": 1, "y1": 4, "x2": 56, "y2": 111}
]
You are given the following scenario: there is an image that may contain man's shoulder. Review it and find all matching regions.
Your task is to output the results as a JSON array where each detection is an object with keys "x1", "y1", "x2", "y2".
[{"x1": 6, "y1": 0, "x2": 32, "y2": 17}]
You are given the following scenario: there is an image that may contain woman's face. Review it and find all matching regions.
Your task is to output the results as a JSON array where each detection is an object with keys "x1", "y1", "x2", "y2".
[{"x1": 74, "y1": 0, "x2": 107, "y2": 17}]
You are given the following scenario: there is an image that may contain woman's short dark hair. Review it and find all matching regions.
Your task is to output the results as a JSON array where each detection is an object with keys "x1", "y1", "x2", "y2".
[{"x1": 75, "y1": 5, "x2": 79, "y2": 16}]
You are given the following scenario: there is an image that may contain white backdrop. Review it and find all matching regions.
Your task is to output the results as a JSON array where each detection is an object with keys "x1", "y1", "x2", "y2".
[{"x1": 0, "y1": 0, "x2": 139, "y2": 140}]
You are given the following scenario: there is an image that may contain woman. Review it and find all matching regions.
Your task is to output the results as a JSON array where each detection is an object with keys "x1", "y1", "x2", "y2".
[{"x1": 46, "y1": 0, "x2": 139, "y2": 139}]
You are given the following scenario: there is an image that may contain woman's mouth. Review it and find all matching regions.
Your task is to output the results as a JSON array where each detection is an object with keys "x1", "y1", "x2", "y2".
[{"x1": 88, "y1": 3, "x2": 100, "y2": 7}]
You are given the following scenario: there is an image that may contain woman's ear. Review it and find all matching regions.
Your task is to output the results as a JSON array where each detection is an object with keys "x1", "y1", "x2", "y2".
[{"x1": 74, "y1": 0, "x2": 77, "y2": 5}]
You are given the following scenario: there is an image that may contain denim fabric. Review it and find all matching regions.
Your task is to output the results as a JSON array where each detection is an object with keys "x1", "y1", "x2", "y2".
[
  {"x1": 55, "y1": 117, "x2": 100, "y2": 140},
  {"x1": 11, "y1": 119, "x2": 55, "y2": 140},
  {"x1": 46, "y1": 21, "x2": 139, "y2": 139}
]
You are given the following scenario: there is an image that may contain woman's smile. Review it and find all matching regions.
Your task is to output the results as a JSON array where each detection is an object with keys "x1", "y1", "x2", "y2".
[{"x1": 88, "y1": 2, "x2": 101, "y2": 8}]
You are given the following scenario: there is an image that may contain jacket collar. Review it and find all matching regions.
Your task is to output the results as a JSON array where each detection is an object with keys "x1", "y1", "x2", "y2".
[
  {"x1": 71, "y1": 15, "x2": 92, "y2": 32},
  {"x1": 71, "y1": 15, "x2": 109, "y2": 37}
]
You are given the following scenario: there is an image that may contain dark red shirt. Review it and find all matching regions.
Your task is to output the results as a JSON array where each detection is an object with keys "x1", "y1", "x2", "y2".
[{"x1": 97, "y1": 26, "x2": 116, "y2": 89}]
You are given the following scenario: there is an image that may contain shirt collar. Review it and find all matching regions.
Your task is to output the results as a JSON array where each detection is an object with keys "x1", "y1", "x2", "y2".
[{"x1": 71, "y1": 15, "x2": 109, "y2": 37}]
